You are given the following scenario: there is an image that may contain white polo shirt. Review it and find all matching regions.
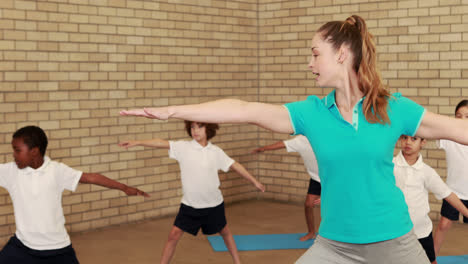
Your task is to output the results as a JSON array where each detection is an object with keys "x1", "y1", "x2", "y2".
[
  {"x1": 438, "y1": 139, "x2": 468, "y2": 200},
  {"x1": 169, "y1": 140, "x2": 234, "y2": 209},
  {"x1": 0, "y1": 156, "x2": 82, "y2": 250},
  {"x1": 393, "y1": 152, "x2": 452, "y2": 238},
  {"x1": 284, "y1": 135, "x2": 320, "y2": 182}
]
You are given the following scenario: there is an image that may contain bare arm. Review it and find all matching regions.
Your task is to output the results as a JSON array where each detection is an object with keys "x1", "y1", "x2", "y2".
[
  {"x1": 118, "y1": 138, "x2": 170, "y2": 149},
  {"x1": 80, "y1": 173, "x2": 150, "y2": 197},
  {"x1": 229, "y1": 162, "x2": 265, "y2": 192},
  {"x1": 120, "y1": 99, "x2": 294, "y2": 134},
  {"x1": 416, "y1": 111, "x2": 468, "y2": 144},
  {"x1": 251, "y1": 141, "x2": 286, "y2": 154},
  {"x1": 444, "y1": 193, "x2": 468, "y2": 219}
]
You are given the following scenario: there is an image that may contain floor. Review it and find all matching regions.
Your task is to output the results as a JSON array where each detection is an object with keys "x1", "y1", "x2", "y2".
[{"x1": 71, "y1": 200, "x2": 468, "y2": 264}]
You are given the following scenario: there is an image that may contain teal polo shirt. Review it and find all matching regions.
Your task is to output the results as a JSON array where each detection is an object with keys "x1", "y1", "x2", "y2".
[{"x1": 285, "y1": 91, "x2": 426, "y2": 244}]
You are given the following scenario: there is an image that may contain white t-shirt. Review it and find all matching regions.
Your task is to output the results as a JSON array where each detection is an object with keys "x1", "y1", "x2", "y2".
[
  {"x1": 284, "y1": 135, "x2": 320, "y2": 182},
  {"x1": 0, "y1": 156, "x2": 82, "y2": 250},
  {"x1": 438, "y1": 139, "x2": 468, "y2": 199},
  {"x1": 169, "y1": 140, "x2": 234, "y2": 209},
  {"x1": 393, "y1": 152, "x2": 452, "y2": 238}
]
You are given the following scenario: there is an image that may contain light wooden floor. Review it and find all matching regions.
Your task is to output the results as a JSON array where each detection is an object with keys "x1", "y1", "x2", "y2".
[{"x1": 71, "y1": 200, "x2": 468, "y2": 264}]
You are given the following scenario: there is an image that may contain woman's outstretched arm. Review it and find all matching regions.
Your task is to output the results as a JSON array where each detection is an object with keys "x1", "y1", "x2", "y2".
[
  {"x1": 120, "y1": 99, "x2": 294, "y2": 134},
  {"x1": 416, "y1": 111, "x2": 468, "y2": 145}
]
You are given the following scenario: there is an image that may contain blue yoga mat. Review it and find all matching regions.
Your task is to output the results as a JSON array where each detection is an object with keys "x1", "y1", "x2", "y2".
[
  {"x1": 207, "y1": 233, "x2": 314, "y2": 251},
  {"x1": 437, "y1": 255, "x2": 468, "y2": 264}
]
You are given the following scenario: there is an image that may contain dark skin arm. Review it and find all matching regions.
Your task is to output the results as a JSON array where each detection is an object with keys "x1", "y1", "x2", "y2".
[
  {"x1": 79, "y1": 173, "x2": 150, "y2": 197},
  {"x1": 251, "y1": 141, "x2": 286, "y2": 154}
]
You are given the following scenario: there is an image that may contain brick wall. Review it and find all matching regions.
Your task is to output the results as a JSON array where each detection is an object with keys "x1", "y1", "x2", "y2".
[
  {"x1": 0, "y1": 0, "x2": 467, "y2": 245},
  {"x1": 0, "y1": 0, "x2": 260, "y2": 244}
]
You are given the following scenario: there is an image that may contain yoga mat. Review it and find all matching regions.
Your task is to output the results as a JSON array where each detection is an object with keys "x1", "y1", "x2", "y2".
[
  {"x1": 437, "y1": 255, "x2": 468, "y2": 264},
  {"x1": 207, "y1": 233, "x2": 314, "y2": 251}
]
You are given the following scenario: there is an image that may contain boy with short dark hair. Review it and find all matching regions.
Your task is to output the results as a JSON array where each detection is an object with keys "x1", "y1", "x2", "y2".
[
  {"x1": 394, "y1": 135, "x2": 468, "y2": 264},
  {"x1": 0, "y1": 126, "x2": 149, "y2": 263},
  {"x1": 433, "y1": 99, "x2": 468, "y2": 254}
]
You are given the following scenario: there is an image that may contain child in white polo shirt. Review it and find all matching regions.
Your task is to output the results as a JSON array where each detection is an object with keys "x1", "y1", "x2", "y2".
[
  {"x1": 394, "y1": 135, "x2": 468, "y2": 264},
  {"x1": 433, "y1": 99, "x2": 468, "y2": 255},
  {"x1": 252, "y1": 135, "x2": 320, "y2": 241},
  {"x1": 0, "y1": 126, "x2": 149, "y2": 264},
  {"x1": 119, "y1": 121, "x2": 265, "y2": 264}
]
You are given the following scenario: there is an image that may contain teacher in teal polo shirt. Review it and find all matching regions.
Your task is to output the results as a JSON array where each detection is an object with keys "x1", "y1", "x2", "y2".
[{"x1": 120, "y1": 15, "x2": 468, "y2": 264}]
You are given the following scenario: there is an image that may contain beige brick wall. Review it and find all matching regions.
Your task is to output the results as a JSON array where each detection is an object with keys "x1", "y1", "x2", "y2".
[
  {"x1": 0, "y1": 0, "x2": 259, "y2": 244},
  {"x1": 0, "y1": 0, "x2": 467, "y2": 246},
  {"x1": 257, "y1": 0, "x2": 468, "y2": 222}
]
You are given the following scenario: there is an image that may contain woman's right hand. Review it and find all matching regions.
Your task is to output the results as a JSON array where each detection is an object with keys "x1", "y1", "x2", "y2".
[{"x1": 120, "y1": 107, "x2": 171, "y2": 120}]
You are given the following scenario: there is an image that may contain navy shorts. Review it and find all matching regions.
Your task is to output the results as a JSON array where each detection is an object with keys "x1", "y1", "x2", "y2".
[
  {"x1": 441, "y1": 199, "x2": 468, "y2": 222},
  {"x1": 174, "y1": 202, "x2": 227, "y2": 236},
  {"x1": 0, "y1": 235, "x2": 79, "y2": 264},
  {"x1": 307, "y1": 179, "x2": 321, "y2": 195},
  {"x1": 418, "y1": 232, "x2": 436, "y2": 262}
]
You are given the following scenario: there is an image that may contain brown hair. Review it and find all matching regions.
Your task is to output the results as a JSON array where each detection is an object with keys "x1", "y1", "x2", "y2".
[
  {"x1": 184, "y1": 120, "x2": 219, "y2": 140},
  {"x1": 318, "y1": 15, "x2": 391, "y2": 124}
]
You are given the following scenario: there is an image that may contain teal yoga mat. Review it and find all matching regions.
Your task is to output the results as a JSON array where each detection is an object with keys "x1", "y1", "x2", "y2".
[
  {"x1": 437, "y1": 255, "x2": 468, "y2": 264},
  {"x1": 207, "y1": 233, "x2": 314, "y2": 251}
]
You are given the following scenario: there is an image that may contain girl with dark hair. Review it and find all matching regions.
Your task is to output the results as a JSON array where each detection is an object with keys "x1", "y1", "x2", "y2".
[
  {"x1": 119, "y1": 121, "x2": 265, "y2": 264},
  {"x1": 434, "y1": 99, "x2": 468, "y2": 255},
  {"x1": 120, "y1": 15, "x2": 468, "y2": 264}
]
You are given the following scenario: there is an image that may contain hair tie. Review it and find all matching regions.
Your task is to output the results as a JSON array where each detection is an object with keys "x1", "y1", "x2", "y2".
[{"x1": 345, "y1": 16, "x2": 357, "y2": 27}]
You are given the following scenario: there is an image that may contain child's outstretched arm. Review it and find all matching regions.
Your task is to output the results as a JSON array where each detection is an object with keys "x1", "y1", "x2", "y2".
[
  {"x1": 251, "y1": 141, "x2": 286, "y2": 154},
  {"x1": 118, "y1": 139, "x2": 170, "y2": 149},
  {"x1": 444, "y1": 193, "x2": 468, "y2": 218},
  {"x1": 229, "y1": 162, "x2": 265, "y2": 192},
  {"x1": 80, "y1": 173, "x2": 150, "y2": 197},
  {"x1": 120, "y1": 99, "x2": 293, "y2": 134}
]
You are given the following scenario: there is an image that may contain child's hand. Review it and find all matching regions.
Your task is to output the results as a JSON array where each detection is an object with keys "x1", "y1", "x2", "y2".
[
  {"x1": 120, "y1": 107, "x2": 171, "y2": 120},
  {"x1": 124, "y1": 186, "x2": 150, "y2": 197},
  {"x1": 313, "y1": 198, "x2": 321, "y2": 206},
  {"x1": 251, "y1": 147, "x2": 264, "y2": 154},
  {"x1": 255, "y1": 182, "x2": 266, "y2": 192},
  {"x1": 118, "y1": 141, "x2": 138, "y2": 149}
]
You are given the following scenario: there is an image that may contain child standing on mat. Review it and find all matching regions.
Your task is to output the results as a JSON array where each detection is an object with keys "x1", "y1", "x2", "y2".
[
  {"x1": 119, "y1": 121, "x2": 265, "y2": 264},
  {"x1": 394, "y1": 135, "x2": 468, "y2": 264},
  {"x1": 252, "y1": 135, "x2": 320, "y2": 241},
  {"x1": 434, "y1": 100, "x2": 468, "y2": 255},
  {"x1": 0, "y1": 126, "x2": 149, "y2": 264}
]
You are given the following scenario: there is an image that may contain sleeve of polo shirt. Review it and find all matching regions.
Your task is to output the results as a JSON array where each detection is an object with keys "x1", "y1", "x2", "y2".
[
  {"x1": 216, "y1": 147, "x2": 235, "y2": 173},
  {"x1": 283, "y1": 137, "x2": 297, "y2": 153},
  {"x1": 168, "y1": 141, "x2": 183, "y2": 161},
  {"x1": 437, "y1": 139, "x2": 447, "y2": 150},
  {"x1": 284, "y1": 136, "x2": 302, "y2": 153},
  {"x1": 284, "y1": 96, "x2": 321, "y2": 136},
  {"x1": 0, "y1": 163, "x2": 13, "y2": 189},
  {"x1": 58, "y1": 162, "x2": 83, "y2": 192},
  {"x1": 392, "y1": 94, "x2": 426, "y2": 137},
  {"x1": 425, "y1": 167, "x2": 452, "y2": 200}
]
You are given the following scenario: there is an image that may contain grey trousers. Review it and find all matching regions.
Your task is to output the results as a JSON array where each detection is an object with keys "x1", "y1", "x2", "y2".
[{"x1": 295, "y1": 231, "x2": 430, "y2": 264}]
